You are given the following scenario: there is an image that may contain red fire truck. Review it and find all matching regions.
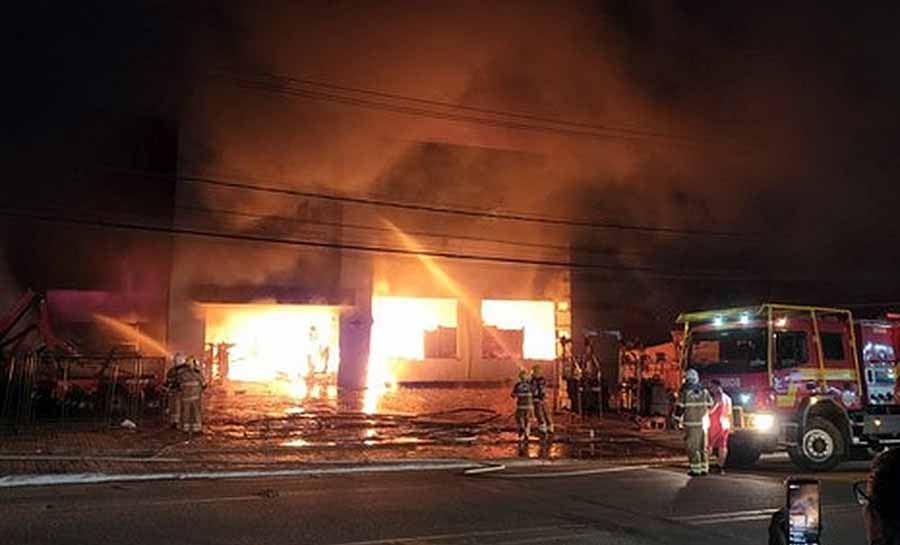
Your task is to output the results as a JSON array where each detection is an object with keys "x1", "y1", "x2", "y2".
[{"x1": 677, "y1": 304, "x2": 899, "y2": 471}]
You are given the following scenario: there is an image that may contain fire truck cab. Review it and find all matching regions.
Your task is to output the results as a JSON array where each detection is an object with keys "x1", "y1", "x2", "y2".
[{"x1": 676, "y1": 304, "x2": 900, "y2": 471}]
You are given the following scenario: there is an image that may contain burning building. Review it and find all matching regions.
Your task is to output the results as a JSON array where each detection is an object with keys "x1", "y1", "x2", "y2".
[{"x1": 165, "y1": 143, "x2": 573, "y2": 391}]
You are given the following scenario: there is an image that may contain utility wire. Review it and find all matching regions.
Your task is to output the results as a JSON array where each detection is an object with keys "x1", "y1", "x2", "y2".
[
  {"x1": 214, "y1": 74, "x2": 729, "y2": 152},
  {"x1": 209, "y1": 68, "x2": 744, "y2": 147},
  {"x1": 176, "y1": 204, "x2": 656, "y2": 260},
  {"x1": 179, "y1": 172, "x2": 757, "y2": 239},
  {"x1": 91, "y1": 165, "x2": 757, "y2": 239},
  {"x1": 0, "y1": 207, "x2": 763, "y2": 281}
]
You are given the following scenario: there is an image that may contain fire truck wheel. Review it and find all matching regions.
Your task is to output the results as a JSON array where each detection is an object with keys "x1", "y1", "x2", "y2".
[
  {"x1": 789, "y1": 416, "x2": 846, "y2": 472},
  {"x1": 725, "y1": 435, "x2": 761, "y2": 468}
]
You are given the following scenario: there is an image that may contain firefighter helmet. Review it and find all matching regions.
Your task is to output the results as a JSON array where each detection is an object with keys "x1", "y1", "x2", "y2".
[
  {"x1": 685, "y1": 368, "x2": 700, "y2": 385},
  {"x1": 519, "y1": 370, "x2": 530, "y2": 381},
  {"x1": 532, "y1": 365, "x2": 543, "y2": 377}
]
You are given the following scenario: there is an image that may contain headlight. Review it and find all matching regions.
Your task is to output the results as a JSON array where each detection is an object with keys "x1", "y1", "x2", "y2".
[{"x1": 748, "y1": 413, "x2": 775, "y2": 432}]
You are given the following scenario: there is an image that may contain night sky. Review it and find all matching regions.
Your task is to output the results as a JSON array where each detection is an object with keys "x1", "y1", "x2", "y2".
[{"x1": 6, "y1": 2, "x2": 900, "y2": 341}]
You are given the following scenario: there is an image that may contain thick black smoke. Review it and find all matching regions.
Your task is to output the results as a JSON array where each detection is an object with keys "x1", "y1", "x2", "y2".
[{"x1": 7, "y1": 2, "x2": 900, "y2": 341}]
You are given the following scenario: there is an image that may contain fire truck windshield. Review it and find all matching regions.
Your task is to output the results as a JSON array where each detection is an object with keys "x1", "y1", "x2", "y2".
[{"x1": 688, "y1": 328, "x2": 768, "y2": 374}]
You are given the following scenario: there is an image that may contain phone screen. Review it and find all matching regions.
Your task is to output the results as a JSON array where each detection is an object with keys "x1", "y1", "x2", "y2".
[{"x1": 787, "y1": 479, "x2": 821, "y2": 545}]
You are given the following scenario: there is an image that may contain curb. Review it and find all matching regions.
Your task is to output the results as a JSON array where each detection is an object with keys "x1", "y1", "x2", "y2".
[
  {"x1": 0, "y1": 455, "x2": 685, "y2": 489},
  {"x1": 0, "y1": 460, "x2": 484, "y2": 489}
]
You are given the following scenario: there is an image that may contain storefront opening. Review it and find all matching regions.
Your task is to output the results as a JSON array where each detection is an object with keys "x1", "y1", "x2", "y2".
[
  {"x1": 203, "y1": 303, "x2": 340, "y2": 383},
  {"x1": 481, "y1": 300, "x2": 555, "y2": 360}
]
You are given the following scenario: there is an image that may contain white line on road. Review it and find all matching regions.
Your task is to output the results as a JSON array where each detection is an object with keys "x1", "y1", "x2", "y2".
[
  {"x1": 686, "y1": 513, "x2": 778, "y2": 526},
  {"x1": 489, "y1": 532, "x2": 603, "y2": 545},
  {"x1": 671, "y1": 503, "x2": 860, "y2": 527},
  {"x1": 322, "y1": 525, "x2": 591, "y2": 545},
  {"x1": 671, "y1": 508, "x2": 779, "y2": 522},
  {"x1": 496, "y1": 464, "x2": 651, "y2": 479}
]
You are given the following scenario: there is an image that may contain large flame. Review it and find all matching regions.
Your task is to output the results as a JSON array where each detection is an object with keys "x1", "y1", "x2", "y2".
[
  {"x1": 203, "y1": 304, "x2": 340, "y2": 384},
  {"x1": 363, "y1": 296, "x2": 456, "y2": 413},
  {"x1": 481, "y1": 300, "x2": 556, "y2": 360}
]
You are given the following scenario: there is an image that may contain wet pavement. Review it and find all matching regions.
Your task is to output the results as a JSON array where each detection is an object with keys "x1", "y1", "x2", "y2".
[{"x1": 0, "y1": 381, "x2": 683, "y2": 475}]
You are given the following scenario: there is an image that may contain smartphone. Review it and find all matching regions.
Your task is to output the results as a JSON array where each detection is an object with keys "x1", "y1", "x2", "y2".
[{"x1": 786, "y1": 478, "x2": 821, "y2": 545}]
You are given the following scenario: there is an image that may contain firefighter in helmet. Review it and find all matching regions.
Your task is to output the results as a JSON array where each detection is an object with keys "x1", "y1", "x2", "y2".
[
  {"x1": 531, "y1": 365, "x2": 553, "y2": 436},
  {"x1": 175, "y1": 354, "x2": 206, "y2": 433},
  {"x1": 511, "y1": 369, "x2": 534, "y2": 448},
  {"x1": 164, "y1": 353, "x2": 187, "y2": 428},
  {"x1": 674, "y1": 368, "x2": 714, "y2": 476}
]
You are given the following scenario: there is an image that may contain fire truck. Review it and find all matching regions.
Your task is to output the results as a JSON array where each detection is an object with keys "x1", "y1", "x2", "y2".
[{"x1": 676, "y1": 304, "x2": 900, "y2": 471}]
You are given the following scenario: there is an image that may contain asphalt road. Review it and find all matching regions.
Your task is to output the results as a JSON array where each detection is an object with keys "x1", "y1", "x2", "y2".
[{"x1": 0, "y1": 457, "x2": 870, "y2": 545}]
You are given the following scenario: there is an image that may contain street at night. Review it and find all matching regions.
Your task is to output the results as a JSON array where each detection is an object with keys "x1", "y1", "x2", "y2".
[
  {"x1": 0, "y1": 458, "x2": 870, "y2": 545},
  {"x1": 5, "y1": 2, "x2": 900, "y2": 544}
]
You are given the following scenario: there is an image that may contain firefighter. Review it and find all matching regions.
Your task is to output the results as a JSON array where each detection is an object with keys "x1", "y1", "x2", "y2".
[
  {"x1": 176, "y1": 355, "x2": 206, "y2": 433},
  {"x1": 511, "y1": 370, "x2": 534, "y2": 448},
  {"x1": 164, "y1": 353, "x2": 187, "y2": 428},
  {"x1": 674, "y1": 368, "x2": 714, "y2": 476},
  {"x1": 560, "y1": 337, "x2": 578, "y2": 412},
  {"x1": 531, "y1": 365, "x2": 553, "y2": 436}
]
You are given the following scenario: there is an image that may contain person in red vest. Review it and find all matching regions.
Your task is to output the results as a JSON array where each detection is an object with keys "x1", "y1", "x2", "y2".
[{"x1": 707, "y1": 379, "x2": 733, "y2": 474}]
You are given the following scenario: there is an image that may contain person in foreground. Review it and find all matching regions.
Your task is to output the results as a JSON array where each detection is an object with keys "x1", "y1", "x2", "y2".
[{"x1": 769, "y1": 447, "x2": 900, "y2": 545}]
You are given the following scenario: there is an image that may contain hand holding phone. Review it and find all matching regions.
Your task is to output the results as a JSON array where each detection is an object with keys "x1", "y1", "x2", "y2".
[{"x1": 786, "y1": 478, "x2": 821, "y2": 545}]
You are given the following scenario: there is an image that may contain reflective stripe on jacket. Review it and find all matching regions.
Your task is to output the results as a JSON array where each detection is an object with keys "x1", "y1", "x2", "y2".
[
  {"x1": 512, "y1": 382, "x2": 533, "y2": 410},
  {"x1": 676, "y1": 385, "x2": 713, "y2": 425}
]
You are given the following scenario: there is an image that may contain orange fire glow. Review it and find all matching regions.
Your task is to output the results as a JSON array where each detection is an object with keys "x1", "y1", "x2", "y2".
[
  {"x1": 481, "y1": 300, "x2": 556, "y2": 360},
  {"x1": 203, "y1": 304, "x2": 341, "y2": 385},
  {"x1": 363, "y1": 296, "x2": 456, "y2": 413}
]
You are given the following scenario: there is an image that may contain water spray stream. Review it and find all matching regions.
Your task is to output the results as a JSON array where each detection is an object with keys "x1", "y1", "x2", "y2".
[
  {"x1": 382, "y1": 220, "x2": 517, "y2": 359},
  {"x1": 92, "y1": 314, "x2": 171, "y2": 357}
]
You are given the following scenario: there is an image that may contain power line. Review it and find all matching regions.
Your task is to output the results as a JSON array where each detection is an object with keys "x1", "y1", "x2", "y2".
[
  {"x1": 92, "y1": 165, "x2": 757, "y2": 240},
  {"x1": 209, "y1": 68, "x2": 745, "y2": 147},
  {"x1": 0, "y1": 207, "x2": 763, "y2": 281},
  {"x1": 207, "y1": 72, "x2": 754, "y2": 153},
  {"x1": 178, "y1": 172, "x2": 757, "y2": 239},
  {"x1": 176, "y1": 204, "x2": 656, "y2": 260}
]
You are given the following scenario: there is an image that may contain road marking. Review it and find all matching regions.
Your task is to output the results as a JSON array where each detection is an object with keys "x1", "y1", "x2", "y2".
[
  {"x1": 672, "y1": 508, "x2": 780, "y2": 522},
  {"x1": 671, "y1": 509, "x2": 779, "y2": 526},
  {"x1": 322, "y1": 525, "x2": 591, "y2": 545},
  {"x1": 671, "y1": 503, "x2": 860, "y2": 526},
  {"x1": 490, "y1": 532, "x2": 604, "y2": 545},
  {"x1": 496, "y1": 464, "x2": 651, "y2": 479}
]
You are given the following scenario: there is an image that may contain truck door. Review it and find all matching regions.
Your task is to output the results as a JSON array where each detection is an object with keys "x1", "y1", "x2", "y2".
[
  {"x1": 772, "y1": 325, "x2": 812, "y2": 409},
  {"x1": 817, "y1": 317, "x2": 862, "y2": 411}
]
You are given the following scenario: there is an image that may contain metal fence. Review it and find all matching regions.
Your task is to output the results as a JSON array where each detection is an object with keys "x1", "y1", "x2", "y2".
[{"x1": 1, "y1": 354, "x2": 166, "y2": 429}]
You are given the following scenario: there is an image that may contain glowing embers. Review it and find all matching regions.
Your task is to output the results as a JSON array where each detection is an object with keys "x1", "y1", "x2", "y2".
[
  {"x1": 481, "y1": 300, "x2": 555, "y2": 360},
  {"x1": 203, "y1": 304, "x2": 340, "y2": 383}
]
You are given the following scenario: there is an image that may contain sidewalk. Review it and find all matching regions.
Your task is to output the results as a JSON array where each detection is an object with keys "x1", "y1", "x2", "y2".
[{"x1": 0, "y1": 383, "x2": 684, "y2": 479}]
